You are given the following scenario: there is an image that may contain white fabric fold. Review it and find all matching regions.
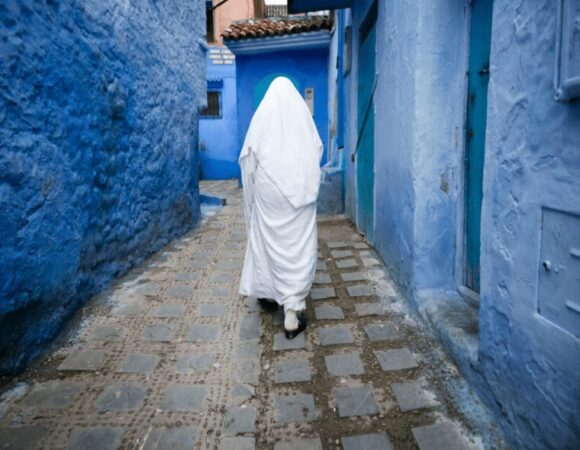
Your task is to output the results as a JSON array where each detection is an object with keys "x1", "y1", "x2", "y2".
[
  {"x1": 239, "y1": 77, "x2": 323, "y2": 209},
  {"x1": 239, "y1": 77, "x2": 322, "y2": 312}
]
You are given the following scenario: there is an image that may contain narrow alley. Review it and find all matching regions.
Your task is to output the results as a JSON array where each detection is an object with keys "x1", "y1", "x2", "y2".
[{"x1": 0, "y1": 181, "x2": 502, "y2": 450}]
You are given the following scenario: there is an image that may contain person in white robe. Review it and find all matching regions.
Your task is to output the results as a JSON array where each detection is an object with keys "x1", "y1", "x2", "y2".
[{"x1": 239, "y1": 76, "x2": 322, "y2": 339}]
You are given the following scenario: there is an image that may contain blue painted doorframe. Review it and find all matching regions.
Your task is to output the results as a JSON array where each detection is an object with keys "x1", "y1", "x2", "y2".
[
  {"x1": 356, "y1": 3, "x2": 377, "y2": 243},
  {"x1": 465, "y1": 0, "x2": 493, "y2": 293}
]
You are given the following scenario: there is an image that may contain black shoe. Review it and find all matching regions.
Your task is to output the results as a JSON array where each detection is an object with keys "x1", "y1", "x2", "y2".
[
  {"x1": 258, "y1": 298, "x2": 279, "y2": 312},
  {"x1": 284, "y1": 312, "x2": 307, "y2": 340}
]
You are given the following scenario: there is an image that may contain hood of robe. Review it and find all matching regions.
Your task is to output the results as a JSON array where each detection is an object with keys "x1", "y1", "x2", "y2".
[{"x1": 239, "y1": 77, "x2": 323, "y2": 209}]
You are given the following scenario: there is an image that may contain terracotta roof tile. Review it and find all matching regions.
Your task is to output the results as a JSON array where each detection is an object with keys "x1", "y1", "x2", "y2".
[{"x1": 222, "y1": 16, "x2": 331, "y2": 41}]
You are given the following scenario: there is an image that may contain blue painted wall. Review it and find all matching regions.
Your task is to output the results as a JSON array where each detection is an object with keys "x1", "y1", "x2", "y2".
[
  {"x1": 235, "y1": 49, "x2": 329, "y2": 165},
  {"x1": 317, "y1": 11, "x2": 346, "y2": 216},
  {"x1": 340, "y1": 0, "x2": 580, "y2": 448},
  {"x1": 480, "y1": 1, "x2": 580, "y2": 447},
  {"x1": 344, "y1": 0, "x2": 467, "y2": 298},
  {"x1": 199, "y1": 46, "x2": 239, "y2": 180},
  {"x1": 0, "y1": 0, "x2": 206, "y2": 374}
]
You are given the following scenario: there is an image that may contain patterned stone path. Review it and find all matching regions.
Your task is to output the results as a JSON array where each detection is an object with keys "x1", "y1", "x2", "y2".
[{"x1": 0, "y1": 181, "x2": 503, "y2": 450}]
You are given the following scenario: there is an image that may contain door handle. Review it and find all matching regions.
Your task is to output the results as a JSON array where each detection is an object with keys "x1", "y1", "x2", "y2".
[{"x1": 478, "y1": 65, "x2": 490, "y2": 76}]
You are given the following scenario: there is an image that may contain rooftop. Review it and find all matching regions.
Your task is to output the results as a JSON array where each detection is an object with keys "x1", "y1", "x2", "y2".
[{"x1": 222, "y1": 16, "x2": 331, "y2": 41}]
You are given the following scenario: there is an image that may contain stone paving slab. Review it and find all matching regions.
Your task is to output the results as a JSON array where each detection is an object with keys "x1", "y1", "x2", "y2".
[
  {"x1": 237, "y1": 339, "x2": 260, "y2": 359},
  {"x1": 375, "y1": 348, "x2": 418, "y2": 371},
  {"x1": 236, "y1": 360, "x2": 260, "y2": 385},
  {"x1": 310, "y1": 287, "x2": 336, "y2": 300},
  {"x1": 314, "y1": 272, "x2": 332, "y2": 284},
  {"x1": 21, "y1": 381, "x2": 83, "y2": 409},
  {"x1": 319, "y1": 326, "x2": 354, "y2": 346},
  {"x1": 211, "y1": 272, "x2": 234, "y2": 283},
  {"x1": 331, "y1": 249, "x2": 354, "y2": 259},
  {"x1": 346, "y1": 284, "x2": 373, "y2": 297},
  {"x1": 274, "y1": 393, "x2": 317, "y2": 423},
  {"x1": 224, "y1": 406, "x2": 257, "y2": 434},
  {"x1": 412, "y1": 422, "x2": 478, "y2": 450},
  {"x1": 336, "y1": 258, "x2": 359, "y2": 269},
  {"x1": 391, "y1": 379, "x2": 439, "y2": 412},
  {"x1": 143, "y1": 426, "x2": 198, "y2": 450},
  {"x1": 142, "y1": 324, "x2": 175, "y2": 342},
  {"x1": 96, "y1": 383, "x2": 147, "y2": 411},
  {"x1": 166, "y1": 286, "x2": 193, "y2": 298},
  {"x1": 326, "y1": 240, "x2": 349, "y2": 248},
  {"x1": 274, "y1": 437, "x2": 323, "y2": 449},
  {"x1": 67, "y1": 426, "x2": 123, "y2": 450},
  {"x1": 176, "y1": 352, "x2": 214, "y2": 373},
  {"x1": 333, "y1": 385, "x2": 379, "y2": 417},
  {"x1": 119, "y1": 353, "x2": 160, "y2": 373},
  {"x1": 112, "y1": 301, "x2": 145, "y2": 316},
  {"x1": 314, "y1": 304, "x2": 344, "y2": 320},
  {"x1": 58, "y1": 349, "x2": 106, "y2": 371},
  {"x1": 354, "y1": 302, "x2": 385, "y2": 316},
  {"x1": 239, "y1": 313, "x2": 261, "y2": 340},
  {"x1": 212, "y1": 287, "x2": 231, "y2": 298},
  {"x1": 199, "y1": 303, "x2": 226, "y2": 317},
  {"x1": 89, "y1": 325, "x2": 126, "y2": 341},
  {"x1": 185, "y1": 324, "x2": 220, "y2": 342},
  {"x1": 325, "y1": 352, "x2": 365, "y2": 377},
  {"x1": 362, "y1": 257, "x2": 381, "y2": 267},
  {"x1": 0, "y1": 425, "x2": 48, "y2": 450},
  {"x1": 155, "y1": 304, "x2": 186, "y2": 317},
  {"x1": 161, "y1": 384, "x2": 206, "y2": 411},
  {"x1": 340, "y1": 271, "x2": 366, "y2": 282},
  {"x1": 137, "y1": 283, "x2": 162, "y2": 296},
  {"x1": 316, "y1": 260, "x2": 328, "y2": 270},
  {"x1": 220, "y1": 437, "x2": 256, "y2": 450},
  {"x1": 274, "y1": 359, "x2": 312, "y2": 383},
  {"x1": 341, "y1": 433, "x2": 393, "y2": 450},
  {"x1": 273, "y1": 332, "x2": 306, "y2": 351},
  {"x1": 364, "y1": 322, "x2": 399, "y2": 341}
]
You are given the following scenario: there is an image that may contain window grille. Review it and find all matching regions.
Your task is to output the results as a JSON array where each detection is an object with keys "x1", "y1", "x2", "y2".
[
  {"x1": 202, "y1": 91, "x2": 221, "y2": 118},
  {"x1": 265, "y1": 5, "x2": 288, "y2": 16}
]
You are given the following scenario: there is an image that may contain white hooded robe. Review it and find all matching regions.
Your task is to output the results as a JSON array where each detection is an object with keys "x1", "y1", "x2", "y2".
[{"x1": 239, "y1": 77, "x2": 323, "y2": 312}]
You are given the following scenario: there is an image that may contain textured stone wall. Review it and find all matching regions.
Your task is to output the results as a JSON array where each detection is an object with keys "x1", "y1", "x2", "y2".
[
  {"x1": 480, "y1": 1, "x2": 580, "y2": 447},
  {"x1": 0, "y1": 0, "x2": 206, "y2": 373}
]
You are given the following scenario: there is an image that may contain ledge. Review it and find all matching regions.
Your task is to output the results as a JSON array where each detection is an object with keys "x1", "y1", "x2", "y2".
[
  {"x1": 416, "y1": 289, "x2": 480, "y2": 369},
  {"x1": 224, "y1": 31, "x2": 331, "y2": 55}
]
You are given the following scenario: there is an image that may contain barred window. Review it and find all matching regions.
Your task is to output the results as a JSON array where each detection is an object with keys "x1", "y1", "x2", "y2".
[{"x1": 202, "y1": 91, "x2": 221, "y2": 118}]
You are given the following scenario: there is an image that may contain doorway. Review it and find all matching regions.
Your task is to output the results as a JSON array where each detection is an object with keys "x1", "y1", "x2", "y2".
[
  {"x1": 356, "y1": 2, "x2": 377, "y2": 243},
  {"x1": 464, "y1": 0, "x2": 493, "y2": 293}
]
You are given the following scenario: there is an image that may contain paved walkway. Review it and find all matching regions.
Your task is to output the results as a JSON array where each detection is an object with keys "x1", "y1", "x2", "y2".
[{"x1": 0, "y1": 181, "x2": 502, "y2": 450}]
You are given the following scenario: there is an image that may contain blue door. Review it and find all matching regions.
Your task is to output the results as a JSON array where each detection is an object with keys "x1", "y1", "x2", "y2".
[
  {"x1": 356, "y1": 5, "x2": 377, "y2": 242},
  {"x1": 465, "y1": 0, "x2": 493, "y2": 293}
]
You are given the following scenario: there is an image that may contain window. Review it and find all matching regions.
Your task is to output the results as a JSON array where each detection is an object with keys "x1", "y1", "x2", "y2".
[
  {"x1": 206, "y1": 1, "x2": 215, "y2": 43},
  {"x1": 201, "y1": 91, "x2": 221, "y2": 118}
]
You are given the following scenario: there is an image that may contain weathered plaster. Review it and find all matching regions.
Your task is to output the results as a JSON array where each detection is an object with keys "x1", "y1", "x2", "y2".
[
  {"x1": 343, "y1": 0, "x2": 580, "y2": 448},
  {"x1": 480, "y1": 1, "x2": 580, "y2": 447},
  {"x1": 0, "y1": 0, "x2": 206, "y2": 373}
]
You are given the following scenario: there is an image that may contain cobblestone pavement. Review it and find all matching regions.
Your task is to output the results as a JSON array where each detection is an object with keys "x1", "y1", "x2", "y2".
[{"x1": 0, "y1": 181, "x2": 504, "y2": 450}]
